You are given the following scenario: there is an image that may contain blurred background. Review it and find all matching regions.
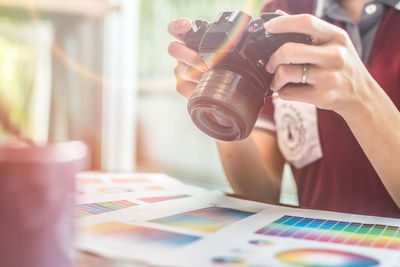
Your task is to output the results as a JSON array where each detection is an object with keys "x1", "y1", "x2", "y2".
[{"x1": 0, "y1": 0, "x2": 297, "y2": 205}]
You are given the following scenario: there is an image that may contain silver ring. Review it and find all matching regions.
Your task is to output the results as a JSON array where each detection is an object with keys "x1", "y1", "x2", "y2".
[{"x1": 301, "y1": 64, "x2": 308, "y2": 84}]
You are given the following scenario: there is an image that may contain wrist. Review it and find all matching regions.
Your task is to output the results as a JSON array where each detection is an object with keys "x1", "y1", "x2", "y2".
[{"x1": 335, "y1": 74, "x2": 379, "y2": 122}]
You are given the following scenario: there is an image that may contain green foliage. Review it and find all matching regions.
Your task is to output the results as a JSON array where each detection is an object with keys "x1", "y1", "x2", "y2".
[{"x1": 0, "y1": 25, "x2": 36, "y2": 138}]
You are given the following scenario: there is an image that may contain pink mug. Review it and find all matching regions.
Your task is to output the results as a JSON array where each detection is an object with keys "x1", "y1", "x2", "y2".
[{"x1": 0, "y1": 141, "x2": 89, "y2": 267}]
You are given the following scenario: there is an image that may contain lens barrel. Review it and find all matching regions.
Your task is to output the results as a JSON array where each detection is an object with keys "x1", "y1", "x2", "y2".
[{"x1": 187, "y1": 68, "x2": 265, "y2": 141}]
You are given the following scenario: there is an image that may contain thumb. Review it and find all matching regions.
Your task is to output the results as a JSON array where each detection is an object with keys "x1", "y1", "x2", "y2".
[
  {"x1": 168, "y1": 19, "x2": 192, "y2": 41},
  {"x1": 276, "y1": 9, "x2": 289, "y2": 16}
]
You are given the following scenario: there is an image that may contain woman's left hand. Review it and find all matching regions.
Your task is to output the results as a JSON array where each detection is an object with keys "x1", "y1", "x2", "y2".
[{"x1": 264, "y1": 11, "x2": 376, "y2": 117}]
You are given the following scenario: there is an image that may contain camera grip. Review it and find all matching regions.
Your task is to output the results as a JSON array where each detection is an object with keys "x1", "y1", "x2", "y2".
[
  {"x1": 270, "y1": 32, "x2": 314, "y2": 46},
  {"x1": 261, "y1": 32, "x2": 314, "y2": 58},
  {"x1": 259, "y1": 13, "x2": 314, "y2": 52}
]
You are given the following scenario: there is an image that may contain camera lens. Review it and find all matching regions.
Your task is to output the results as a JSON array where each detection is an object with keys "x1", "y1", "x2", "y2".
[
  {"x1": 187, "y1": 68, "x2": 265, "y2": 141},
  {"x1": 204, "y1": 111, "x2": 233, "y2": 128}
]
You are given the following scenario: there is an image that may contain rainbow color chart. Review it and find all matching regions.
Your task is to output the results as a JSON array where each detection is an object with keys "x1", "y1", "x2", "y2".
[
  {"x1": 277, "y1": 248, "x2": 379, "y2": 267},
  {"x1": 150, "y1": 206, "x2": 254, "y2": 232},
  {"x1": 256, "y1": 215, "x2": 400, "y2": 250},
  {"x1": 77, "y1": 200, "x2": 137, "y2": 218},
  {"x1": 84, "y1": 222, "x2": 200, "y2": 247}
]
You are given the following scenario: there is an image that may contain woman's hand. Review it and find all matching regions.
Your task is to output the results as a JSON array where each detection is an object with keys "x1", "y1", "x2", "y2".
[
  {"x1": 167, "y1": 19, "x2": 208, "y2": 99},
  {"x1": 167, "y1": 19, "x2": 285, "y2": 204},
  {"x1": 264, "y1": 11, "x2": 400, "y2": 208},
  {"x1": 264, "y1": 12, "x2": 376, "y2": 118}
]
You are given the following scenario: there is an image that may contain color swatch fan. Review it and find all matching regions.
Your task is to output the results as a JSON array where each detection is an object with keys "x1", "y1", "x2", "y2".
[{"x1": 256, "y1": 215, "x2": 400, "y2": 250}]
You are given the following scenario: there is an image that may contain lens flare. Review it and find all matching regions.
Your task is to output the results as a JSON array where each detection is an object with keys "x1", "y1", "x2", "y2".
[
  {"x1": 197, "y1": 1, "x2": 259, "y2": 70},
  {"x1": 186, "y1": 0, "x2": 260, "y2": 79}
]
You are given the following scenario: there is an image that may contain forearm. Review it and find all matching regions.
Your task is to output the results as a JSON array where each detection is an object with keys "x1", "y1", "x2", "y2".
[
  {"x1": 339, "y1": 76, "x2": 400, "y2": 207},
  {"x1": 216, "y1": 132, "x2": 284, "y2": 203}
]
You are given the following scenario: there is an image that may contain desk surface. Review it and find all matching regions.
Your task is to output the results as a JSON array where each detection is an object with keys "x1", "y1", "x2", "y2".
[
  {"x1": 76, "y1": 251, "x2": 131, "y2": 267},
  {"x1": 75, "y1": 172, "x2": 400, "y2": 267}
]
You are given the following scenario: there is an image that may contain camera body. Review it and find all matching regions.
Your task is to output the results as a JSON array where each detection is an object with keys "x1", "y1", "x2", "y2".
[{"x1": 185, "y1": 11, "x2": 313, "y2": 141}]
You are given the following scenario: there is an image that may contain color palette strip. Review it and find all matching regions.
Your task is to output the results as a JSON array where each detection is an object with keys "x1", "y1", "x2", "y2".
[
  {"x1": 150, "y1": 206, "x2": 255, "y2": 232},
  {"x1": 255, "y1": 215, "x2": 400, "y2": 250},
  {"x1": 77, "y1": 200, "x2": 137, "y2": 218},
  {"x1": 248, "y1": 239, "x2": 274, "y2": 247},
  {"x1": 77, "y1": 177, "x2": 105, "y2": 184},
  {"x1": 111, "y1": 177, "x2": 149, "y2": 183},
  {"x1": 98, "y1": 187, "x2": 134, "y2": 193},
  {"x1": 212, "y1": 256, "x2": 245, "y2": 265},
  {"x1": 84, "y1": 221, "x2": 200, "y2": 248}
]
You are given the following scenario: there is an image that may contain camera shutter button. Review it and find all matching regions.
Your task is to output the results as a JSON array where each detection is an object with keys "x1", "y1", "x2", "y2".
[{"x1": 249, "y1": 19, "x2": 264, "y2": 34}]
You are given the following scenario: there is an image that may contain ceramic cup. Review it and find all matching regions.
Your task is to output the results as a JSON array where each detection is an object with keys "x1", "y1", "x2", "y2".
[{"x1": 0, "y1": 141, "x2": 89, "y2": 267}]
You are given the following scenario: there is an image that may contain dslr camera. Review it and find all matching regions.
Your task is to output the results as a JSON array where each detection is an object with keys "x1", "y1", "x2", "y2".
[{"x1": 184, "y1": 11, "x2": 313, "y2": 141}]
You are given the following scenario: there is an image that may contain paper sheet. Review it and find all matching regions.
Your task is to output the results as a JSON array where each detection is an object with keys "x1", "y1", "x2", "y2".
[
  {"x1": 75, "y1": 172, "x2": 400, "y2": 267},
  {"x1": 75, "y1": 180, "x2": 270, "y2": 266},
  {"x1": 170, "y1": 205, "x2": 400, "y2": 267}
]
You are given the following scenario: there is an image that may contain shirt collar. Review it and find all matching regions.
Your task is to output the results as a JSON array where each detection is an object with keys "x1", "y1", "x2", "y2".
[
  {"x1": 324, "y1": 2, "x2": 353, "y2": 23},
  {"x1": 320, "y1": 0, "x2": 400, "y2": 16},
  {"x1": 377, "y1": 0, "x2": 400, "y2": 10}
]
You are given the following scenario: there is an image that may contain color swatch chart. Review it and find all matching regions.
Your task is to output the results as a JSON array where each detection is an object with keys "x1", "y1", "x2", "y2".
[
  {"x1": 255, "y1": 215, "x2": 400, "y2": 250},
  {"x1": 77, "y1": 200, "x2": 136, "y2": 218},
  {"x1": 151, "y1": 206, "x2": 255, "y2": 232}
]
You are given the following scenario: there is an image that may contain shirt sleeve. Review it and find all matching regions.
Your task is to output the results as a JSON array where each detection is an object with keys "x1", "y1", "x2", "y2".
[
  {"x1": 261, "y1": 0, "x2": 314, "y2": 14},
  {"x1": 261, "y1": 0, "x2": 285, "y2": 13},
  {"x1": 254, "y1": 0, "x2": 282, "y2": 133},
  {"x1": 255, "y1": 96, "x2": 276, "y2": 132}
]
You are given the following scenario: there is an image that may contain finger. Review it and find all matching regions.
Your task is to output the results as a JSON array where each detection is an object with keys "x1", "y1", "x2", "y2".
[
  {"x1": 264, "y1": 14, "x2": 342, "y2": 45},
  {"x1": 168, "y1": 41, "x2": 207, "y2": 71},
  {"x1": 277, "y1": 84, "x2": 319, "y2": 104},
  {"x1": 168, "y1": 18, "x2": 192, "y2": 41},
  {"x1": 176, "y1": 78, "x2": 197, "y2": 99},
  {"x1": 270, "y1": 64, "x2": 319, "y2": 92},
  {"x1": 266, "y1": 42, "x2": 344, "y2": 73},
  {"x1": 174, "y1": 61, "x2": 203, "y2": 83}
]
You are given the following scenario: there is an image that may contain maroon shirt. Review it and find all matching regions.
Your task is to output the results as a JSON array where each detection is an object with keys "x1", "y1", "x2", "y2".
[{"x1": 259, "y1": 0, "x2": 400, "y2": 218}]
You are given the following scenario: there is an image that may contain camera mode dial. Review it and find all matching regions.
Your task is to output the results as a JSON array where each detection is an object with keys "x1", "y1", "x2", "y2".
[
  {"x1": 185, "y1": 20, "x2": 209, "y2": 52},
  {"x1": 248, "y1": 19, "x2": 265, "y2": 39}
]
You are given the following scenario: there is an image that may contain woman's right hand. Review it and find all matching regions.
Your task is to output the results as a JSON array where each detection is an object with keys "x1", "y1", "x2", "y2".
[{"x1": 167, "y1": 19, "x2": 208, "y2": 99}]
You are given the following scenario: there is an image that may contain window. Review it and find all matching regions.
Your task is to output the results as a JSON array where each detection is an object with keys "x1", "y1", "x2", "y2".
[{"x1": 0, "y1": 0, "x2": 298, "y2": 204}]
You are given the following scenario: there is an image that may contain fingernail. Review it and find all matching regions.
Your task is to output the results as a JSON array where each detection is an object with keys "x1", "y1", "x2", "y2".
[
  {"x1": 265, "y1": 64, "x2": 273, "y2": 73},
  {"x1": 181, "y1": 20, "x2": 191, "y2": 31}
]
